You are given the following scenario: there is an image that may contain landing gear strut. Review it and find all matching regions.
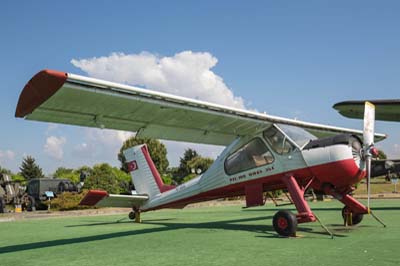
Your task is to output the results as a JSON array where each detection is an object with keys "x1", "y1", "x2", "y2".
[
  {"x1": 272, "y1": 175, "x2": 316, "y2": 237},
  {"x1": 128, "y1": 210, "x2": 141, "y2": 223}
]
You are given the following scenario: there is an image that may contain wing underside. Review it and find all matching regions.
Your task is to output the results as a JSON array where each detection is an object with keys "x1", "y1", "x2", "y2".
[{"x1": 16, "y1": 70, "x2": 387, "y2": 145}]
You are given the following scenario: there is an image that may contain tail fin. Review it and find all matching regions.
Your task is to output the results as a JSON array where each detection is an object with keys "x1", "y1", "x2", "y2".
[{"x1": 123, "y1": 144, "x2": 175, "y2": 198}]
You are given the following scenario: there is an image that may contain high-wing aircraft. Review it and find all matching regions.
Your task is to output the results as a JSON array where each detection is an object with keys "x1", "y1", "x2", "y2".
[{"x1": 16, "y1": 70, "x2": 388, "y2": 237}]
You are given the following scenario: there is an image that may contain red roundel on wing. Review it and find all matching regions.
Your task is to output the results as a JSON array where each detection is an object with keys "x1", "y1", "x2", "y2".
[{"x1": 128, "y1": 160, "x2": 138, "y2": 172}]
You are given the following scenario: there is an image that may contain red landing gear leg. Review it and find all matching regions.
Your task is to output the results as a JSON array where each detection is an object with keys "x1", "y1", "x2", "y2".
[
  {"x1": 272, "y1": 175, "x2": 316, "y2": 237},
  {"x1": 282, "y1": 175, "x2": 316, "y2": 223},
  {"x1": 323, "y1": 186, "x2": 367, "y2": 226}
]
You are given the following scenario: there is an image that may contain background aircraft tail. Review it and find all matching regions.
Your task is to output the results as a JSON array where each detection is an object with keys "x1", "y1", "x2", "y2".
[{"x1": 123, "y1": 144, "x2": 175, "y2": 198}]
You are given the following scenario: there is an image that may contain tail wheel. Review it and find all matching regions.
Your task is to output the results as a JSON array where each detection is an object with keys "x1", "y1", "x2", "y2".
[
  {"x1": 128, "y1": 211, "x2": 136, "y2": 220},
  {"x1": 273, "y1": 210, "x2": 297, "y2": 237},
  {"x1": 342, "y1": 206, "x2": 363, "y2": 225}
]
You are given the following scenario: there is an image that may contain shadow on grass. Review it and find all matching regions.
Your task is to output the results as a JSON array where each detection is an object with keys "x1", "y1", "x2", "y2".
[
  {"x1": 0, "y1": 214, "x2": 340, "y2": 254},
  {"x1": 243, "y1": 206, "x2": 400, "y2": 212}
]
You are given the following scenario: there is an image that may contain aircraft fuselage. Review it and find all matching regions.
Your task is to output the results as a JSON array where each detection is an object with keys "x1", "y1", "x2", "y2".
[{"x1": 141, "y1": 124, "x2": 365, "y2": 211}]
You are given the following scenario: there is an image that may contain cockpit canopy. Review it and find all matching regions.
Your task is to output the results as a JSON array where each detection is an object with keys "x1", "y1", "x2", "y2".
[
  {"x1": 264, "y1": 124, "x2": 317, "y2": 154},
  {"x1": 224, "y1": 124, "x2": 317, "y2": 175}
]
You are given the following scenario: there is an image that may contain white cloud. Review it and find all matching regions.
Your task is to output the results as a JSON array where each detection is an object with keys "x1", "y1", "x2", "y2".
[
  {"x1": 0, "y1": 150, "x2": 16, "y2": 162},
  {"x1": 45, "y1": 124, "x2": 59, "y2": 135},
  {"x1": 71, "y1": 51, "x2": 245, "y2": 109},
  {"x1": 70, "y1": 50, "x2": 246, "y2": 166},
  {"x1": 0, "y1": 150, "x2": 17, "y2": 172},
  {"x1": 72, "y1": 128, "x2": 133, "y2": 160},
  {"x1": 44, "y1": 136, "x2": 66, "y2": 160},
  {"x1": 85, "y1": 128, "x2": 133, "y2": 147}
]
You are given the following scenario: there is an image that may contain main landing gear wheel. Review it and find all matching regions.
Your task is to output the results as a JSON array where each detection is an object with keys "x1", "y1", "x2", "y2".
[
  {"x1": 342, "y1": 206, "x2": 363, "y2": 225},
  {"x1": 273, "y1": 210, "x2": 298, "y2": 237},
  {"x1": 128, "y1": 211, "x2": 136, "y2": 220}
]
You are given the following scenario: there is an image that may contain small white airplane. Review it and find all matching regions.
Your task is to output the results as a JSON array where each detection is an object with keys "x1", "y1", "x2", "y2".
[{"x1": 16, "y1": 70, "x2": 388, "y2": 237}]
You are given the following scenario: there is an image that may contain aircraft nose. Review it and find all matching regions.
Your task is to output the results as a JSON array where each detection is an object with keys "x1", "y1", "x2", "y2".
[{"x1": 303, "y1": 134, "x2": 366, "y2": 187}]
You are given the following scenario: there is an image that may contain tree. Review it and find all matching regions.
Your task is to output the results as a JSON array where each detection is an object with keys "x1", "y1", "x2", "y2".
[
  {"x1": 53, "y1": 167, "x2": 80, "y2": 183},
  {"x1": 0, "y1": 166, "x2": 12, "y2": 175},
  {"x1": 181, "y1": 156, "x2": 214, "y2": 183},
  {"x1": 83, "y1": 163, "x2": 121, "y2": 194},
  {"x1": 377, "y1": 149, "x2": 387, "y2": 160},
  {"x1": 11, "y1": 174, "x2": 26, "y2": 183},
  {"x1": 176, "y1": 148, "x2": 199, "y2": 181},
  {"x1": 112, "y1": 166, "x2": 132, "y2": 193},
  {"x1": 173, "y1": 149, "x2": 214, "y2": 183},
  {"x1": 19, "y1": 156, "x2": 44, "y2": 180},
  {"x1": 118, "y1": 136, "x2": 169, "y2": 175},
  {"x1": 187, "y1": 156, "x2": 214, "y2": 174}
]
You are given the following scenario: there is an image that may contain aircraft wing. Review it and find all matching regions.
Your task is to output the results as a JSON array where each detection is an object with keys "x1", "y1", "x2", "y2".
[
  {"x1": 16, "y1": 70, "x2": 386, "y2": 145},
  {"x1": 333, "y1": 100, "x2": 400, "y2": 122},
  {"x1": 79, "y1": 190, "x2": 149, "y2": 208}
]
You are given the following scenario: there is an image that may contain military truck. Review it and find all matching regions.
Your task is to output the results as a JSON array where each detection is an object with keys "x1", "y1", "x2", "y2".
[
  {"x1": 0, "y1": 175, "x2": 81, "y2": 212},
  {"x1": 26, "y1": 178, "x2": 78, "y2": 209}
]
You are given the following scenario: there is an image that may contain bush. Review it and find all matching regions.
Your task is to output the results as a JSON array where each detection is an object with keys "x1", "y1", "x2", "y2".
[{"x1": 50, "y1": 190, "x2": 90, "y2": 211}]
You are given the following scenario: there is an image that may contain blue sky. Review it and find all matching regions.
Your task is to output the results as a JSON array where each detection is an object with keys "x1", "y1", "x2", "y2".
[{"x1": 1, "y1": 1, "x2": 400, "y2": 174}]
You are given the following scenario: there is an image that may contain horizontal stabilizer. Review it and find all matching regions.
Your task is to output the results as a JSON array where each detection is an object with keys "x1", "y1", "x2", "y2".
[
  {"x1": 79, "y1": 190, "x2": 149, "y2": 208},
  {"x1": 79, "y1": 190, "x2": 108, "y2": 206}
]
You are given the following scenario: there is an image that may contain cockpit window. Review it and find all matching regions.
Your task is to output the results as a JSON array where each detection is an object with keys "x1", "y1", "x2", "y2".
[
  {"x1": 225, "y1": 138, "x2": 274, "y2": 175},
  {"x1": 263, "y1": 126, "x2": 295, "y2": 154},
  {"x1": 277, "y1": 124, "x2": 317, "y2": 148}
]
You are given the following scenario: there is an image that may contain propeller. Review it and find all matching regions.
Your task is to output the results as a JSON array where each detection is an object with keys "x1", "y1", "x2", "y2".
[{"x1": 363, "y1": 101, "x2": 377, "y2": 213}]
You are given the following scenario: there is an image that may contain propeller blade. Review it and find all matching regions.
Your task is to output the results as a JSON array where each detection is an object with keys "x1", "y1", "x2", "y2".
[
  {"x1": 363, "y1": 101, "x2": 375, "y2": 213},
  {"x1": 363, "y1": 101, "x2": 375, "y2": 147}
]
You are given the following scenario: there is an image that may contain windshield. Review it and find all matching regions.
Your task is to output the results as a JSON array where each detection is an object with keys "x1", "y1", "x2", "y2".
[
  {"x1": 263, "y1": 126, "x2": 295, "y2": 154},
  {"x1": 276, "y1": 124, "x2": 317, "y2": 148}
]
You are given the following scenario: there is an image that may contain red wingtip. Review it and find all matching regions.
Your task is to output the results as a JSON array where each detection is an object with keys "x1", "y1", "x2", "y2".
[{"x1": 15, "y1": 69, "x2": 68, "y2": 118}]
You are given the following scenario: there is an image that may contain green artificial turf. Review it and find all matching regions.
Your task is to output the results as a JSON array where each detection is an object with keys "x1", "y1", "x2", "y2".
[{"x1": 0, "y1": 199, "x2": 399, "y2": 266}]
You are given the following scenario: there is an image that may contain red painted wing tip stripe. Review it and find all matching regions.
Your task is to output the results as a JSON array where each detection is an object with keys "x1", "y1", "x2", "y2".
[
  {"x1": 79, "y1": 190, "x2": 109, "y2": 206},
  {"x1": 15, "y1": 69, "x2": 68, "y2": 118}
]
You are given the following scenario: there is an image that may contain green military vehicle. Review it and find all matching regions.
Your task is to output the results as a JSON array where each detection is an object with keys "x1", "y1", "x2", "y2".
[
  {"x1": 26, "y1": 178, "x2": 78, "y2": 209},
  {"x1": 0, "y1": 175, "x2": 79, "y2": 212}
]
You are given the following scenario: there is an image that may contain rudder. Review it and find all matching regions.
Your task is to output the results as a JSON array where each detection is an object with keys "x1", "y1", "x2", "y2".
[{"x1": 123, "y1": 144, "x2": 175, "y2": 198}]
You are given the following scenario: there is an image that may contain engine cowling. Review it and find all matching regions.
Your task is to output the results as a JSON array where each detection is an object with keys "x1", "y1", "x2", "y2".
[{"x1": 302, "y1": 134, "x2": 365, "y2": 188}]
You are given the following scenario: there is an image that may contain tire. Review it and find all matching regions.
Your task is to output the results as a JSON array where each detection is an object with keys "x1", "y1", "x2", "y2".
[
  {"x1": 26, "y1": 196, "x2": 36, "y2": 212},
  {"x1": 0, "y1": 196, "x2": 4, "y2": 213},
  {"x1": 128, "y1": 211, "x2": 136, "y2": 220},
  {"x1": 273, "y1": 210, "x2": 297, "y2": 237},
  {"x1": 342, "y1": 206, "x2": 363, "y2": 225},
  {"x1": 58, "y1": 181, "x2": 67, "y2": 193}
]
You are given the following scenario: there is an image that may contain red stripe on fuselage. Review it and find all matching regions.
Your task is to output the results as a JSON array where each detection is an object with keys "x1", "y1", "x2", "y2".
[{"x1": 142, "y1": 158, "x2": 364, "y2": 211}]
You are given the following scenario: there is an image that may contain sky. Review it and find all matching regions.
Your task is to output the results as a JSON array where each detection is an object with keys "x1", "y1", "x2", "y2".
[{"x1": 1, "y1": 1, "x2": 400, "y2": 174}]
